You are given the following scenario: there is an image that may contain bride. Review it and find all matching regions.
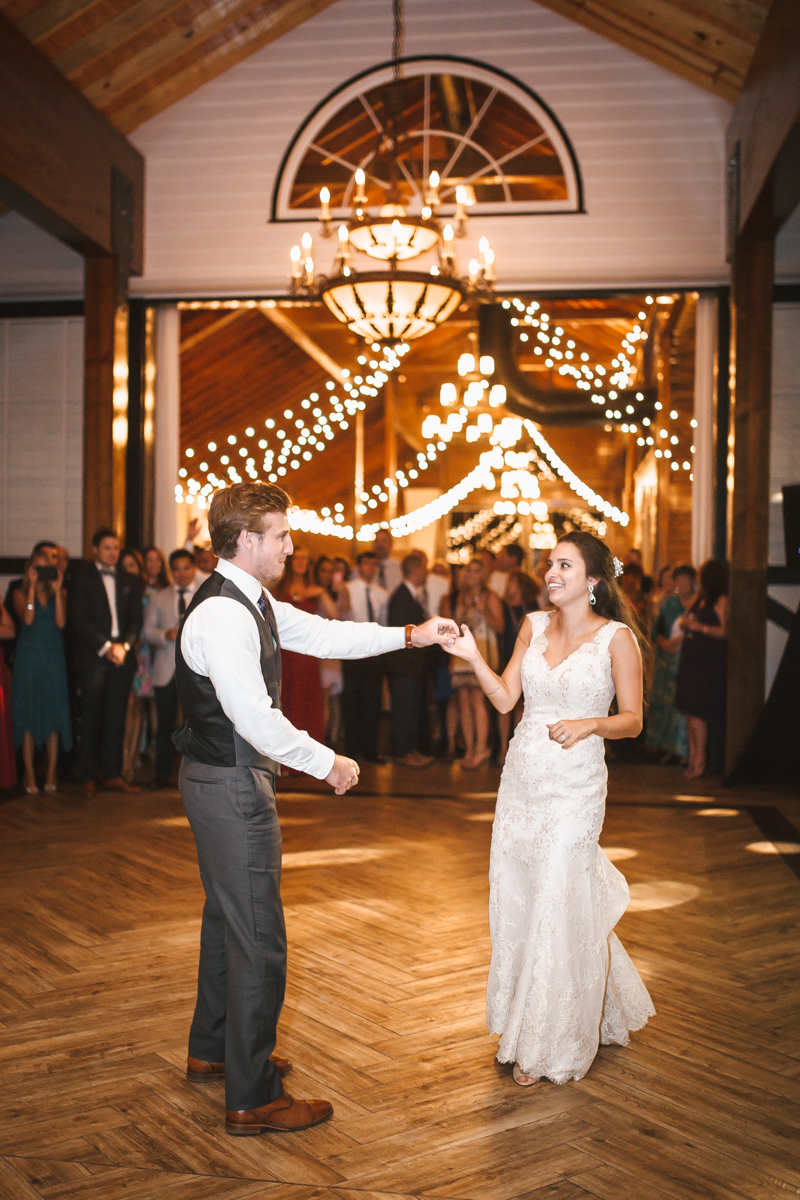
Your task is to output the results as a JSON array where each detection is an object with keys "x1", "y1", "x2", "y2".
[{"x1": 445, "y1": 531, "x2": 655, "y2": 1085}]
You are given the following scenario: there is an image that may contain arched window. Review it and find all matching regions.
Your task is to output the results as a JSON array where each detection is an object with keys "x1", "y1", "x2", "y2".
[{"x1": 272, "y1": 56, "x2": 582, "y2": 222}]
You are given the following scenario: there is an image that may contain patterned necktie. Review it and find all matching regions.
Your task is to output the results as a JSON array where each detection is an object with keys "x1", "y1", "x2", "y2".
[
  {"x1": 365, "y1": 586, "x2": 374, "y2": 623},
  {"x1": 257, "y1": 591, "x2": 282, "y2": 705},
  {"x1": 178, "y1": 588, "x2": 187, "y2": 617},
  {"x1": 257, "y1": 592, "x2": 269, "y2": 620}
]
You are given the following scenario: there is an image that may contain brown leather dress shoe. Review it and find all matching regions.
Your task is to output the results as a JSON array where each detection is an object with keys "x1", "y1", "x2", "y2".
[
  {"x1": 81, "y1": 780, "x2": 96, "y2": 798},
  {"x1": 104, "y1": 777, "x2": 140, "y2": 793},
  {"x1": 226, "y1": 1092, "x2": 332, "y2": 1136},
  {"x1": 187, "y1": 1053, "x2": 292, "y2": 1083}
]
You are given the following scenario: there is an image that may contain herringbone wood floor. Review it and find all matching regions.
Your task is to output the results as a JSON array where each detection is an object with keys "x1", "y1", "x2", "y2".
[{"x1": 0, "y1": 762, "x2": 799, "y2": 1200}]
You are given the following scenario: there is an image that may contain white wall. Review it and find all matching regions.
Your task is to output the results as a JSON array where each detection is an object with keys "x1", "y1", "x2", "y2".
[
  {"x1": 128, "y1": 0, "x2": 733, "y2": 297},
  {"x1": 0, "y1": 212, "x2": 84, "y2": 300},
  {"x1": 0, "y1": 317, "x2": 84, "y2": 556}
]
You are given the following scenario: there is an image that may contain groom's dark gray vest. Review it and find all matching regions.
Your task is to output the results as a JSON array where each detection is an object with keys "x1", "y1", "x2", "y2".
[{"x1": 173, "y1": 571, "x2": 281, "y2": 771}]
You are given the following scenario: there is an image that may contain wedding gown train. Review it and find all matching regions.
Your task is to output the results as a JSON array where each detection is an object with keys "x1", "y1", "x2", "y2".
[{"x1": 488, "y1": 610, "x2": 655, "y2": 1084}]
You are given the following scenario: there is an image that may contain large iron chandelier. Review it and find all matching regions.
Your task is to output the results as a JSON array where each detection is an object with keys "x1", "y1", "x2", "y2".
[{"x1": 286, "y1": 0, "x2": 497, "y2": 344}]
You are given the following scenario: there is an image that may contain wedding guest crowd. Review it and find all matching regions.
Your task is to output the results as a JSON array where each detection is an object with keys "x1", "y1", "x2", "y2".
[{"x1": 0, "y1": 519, "x2": 731, "y2": 790}]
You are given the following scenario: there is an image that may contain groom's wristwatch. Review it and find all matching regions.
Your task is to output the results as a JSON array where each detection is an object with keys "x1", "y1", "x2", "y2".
[{"x1": 405, "y1": 623, "x2": 416, "y2": 649}]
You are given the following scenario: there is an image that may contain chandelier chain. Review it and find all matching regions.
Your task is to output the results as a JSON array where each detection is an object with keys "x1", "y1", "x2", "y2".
[{"x1": 392, "y1": 0, "x2": 404, "y2": 77}]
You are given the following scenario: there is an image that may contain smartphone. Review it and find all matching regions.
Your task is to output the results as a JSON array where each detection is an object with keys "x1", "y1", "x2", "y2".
[{"x1": 35, "y1": 565, "x2": 58, "y2": 581}]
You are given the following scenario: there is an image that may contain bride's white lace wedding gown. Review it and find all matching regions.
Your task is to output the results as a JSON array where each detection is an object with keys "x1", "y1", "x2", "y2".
[{"x1": 488, "y1": 610, "x2": 655, "y2": 1083}]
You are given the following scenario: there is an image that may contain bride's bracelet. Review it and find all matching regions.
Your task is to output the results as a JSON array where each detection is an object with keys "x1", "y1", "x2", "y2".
[{"x1": 484, "y1": 683, "x2": 502, "y2": 698}]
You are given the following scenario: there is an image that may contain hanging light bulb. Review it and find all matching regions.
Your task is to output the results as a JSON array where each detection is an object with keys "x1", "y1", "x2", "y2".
[
  {"x1": 488, "y1": 383, "x2": 506, "y2": 407},
  {"x1": 354, "y1": 168, "x2": 367, "y2": 205},
  {"x1": 440, "y1": 381, "x2": 458, "y2": 405},
  {"x1": 319, "y1": 186, "x2": 332, "y2": 235},
  {"x1": 458, "y1": 353, "x2": 475, "y2": 377},
  {"x1": 427, "y1": 170, "x2": 440, "y2": 206},
  {"x1": 455, "y1": 185, "x2": 469, "y2": 236},
  {"x1": 479, "y1": 355, "x2": 495, "y2": 376}
]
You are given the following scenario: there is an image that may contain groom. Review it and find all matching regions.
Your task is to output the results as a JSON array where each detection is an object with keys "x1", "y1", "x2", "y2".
[{"x1": 174, "y1": 482, "x2": 459, "y2": 1136}]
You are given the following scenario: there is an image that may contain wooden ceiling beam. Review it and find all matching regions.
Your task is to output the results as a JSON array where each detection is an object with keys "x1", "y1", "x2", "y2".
[
  {"x1": 727, "y1": 0, "x2": 800, "y2": 235},
  {"x1": 260, "y1": 304, "x2": 347, "y2": 384},
  {"x1": 51, "y1": 0, "x2": 194, "y2": 77},
  {"x1": 15, "y1": 0, "x2": 102, "y2": 43},
  {"x1": 530, "y1": 0, "x2": 758, "y2": 102},
  {"x1": 0, "y1": 11, "x2": 144, "y2": 266},
  {"x1": 90, "y1": 0, "x2": 339, "y2": 131}
]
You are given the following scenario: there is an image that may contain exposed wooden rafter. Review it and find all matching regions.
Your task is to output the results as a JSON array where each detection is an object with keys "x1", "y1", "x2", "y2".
[
  {"x1": 2, "y1": 0, "x2": 772, "y2": 136},
  {"x1": 530, "y1": 0, "x2": 770, "y2": 104}
]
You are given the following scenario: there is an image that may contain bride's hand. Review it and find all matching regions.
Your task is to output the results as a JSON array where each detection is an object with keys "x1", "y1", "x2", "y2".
[
  {"x1": 443, "y1": 623, "x2": 479, "y2": 662},
  {"x1": 546, "y1": 718, "x2": 597, "y2": 748}
]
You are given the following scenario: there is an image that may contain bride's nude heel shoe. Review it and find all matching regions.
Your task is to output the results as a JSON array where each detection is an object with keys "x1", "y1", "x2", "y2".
[{"x1": 512, "y1": 1063, "x2": 538, "y2": 1087}]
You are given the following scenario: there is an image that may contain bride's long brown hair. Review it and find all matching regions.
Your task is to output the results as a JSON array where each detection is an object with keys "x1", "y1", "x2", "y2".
[{"x1": 554, "y1": 531, "x2": 648, "y2": 662}]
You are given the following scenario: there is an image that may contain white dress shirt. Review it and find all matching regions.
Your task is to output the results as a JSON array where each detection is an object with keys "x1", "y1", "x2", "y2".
[
  {"x1": 489, "y1": 569, "x2": 509, "y2": 598},
  {"x1": 344, "y1": 577, "x2": 388, "y2": 625},
  {"x1": 180, "y1": 559, "x2": 405, "y2": 779},
  {"x1": 97, "y1": 564, "x2": 119, "y2": 657},
  {"x1": 425, "y1": 573, "x2": 450, "y2": 617},
  {"x1": 374, "y1": 556, "x2": 403, "y2": 595}
]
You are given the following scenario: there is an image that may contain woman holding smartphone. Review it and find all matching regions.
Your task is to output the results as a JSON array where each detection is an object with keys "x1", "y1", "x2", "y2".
[{"x1": 12, "y1": 545, "x2": 72, "y2": 794}]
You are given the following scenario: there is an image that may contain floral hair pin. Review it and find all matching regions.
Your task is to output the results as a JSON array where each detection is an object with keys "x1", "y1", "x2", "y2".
[{"x1": 613, "y1": 557, "x2": 624, "y2": 578}]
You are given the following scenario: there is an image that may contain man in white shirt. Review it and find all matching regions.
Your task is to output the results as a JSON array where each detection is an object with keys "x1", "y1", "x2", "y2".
[
  {"x1": 371, "y1": 527, "x2": 403, "y2": 594},
  {"x1": 175, "y1": 483, "x2": 458, "y2": 1137},
  {"x1": 340, "y1": 551, "x2": 388, "y2": 762},
  {"x1": 143, "y1": 548, "x2": 201, "y2": 787},
  {"x1": 489, "y1": 543, "x2": 525, "y2": 598}
]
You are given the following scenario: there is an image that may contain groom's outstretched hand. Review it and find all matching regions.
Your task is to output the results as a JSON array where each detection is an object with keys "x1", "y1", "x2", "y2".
[
  {"x1": 326, "y1": 754, "x2": 360, "y2": 795},
  {"x1": 410, "y1": 617, "x2": 460, "y2": 649}
]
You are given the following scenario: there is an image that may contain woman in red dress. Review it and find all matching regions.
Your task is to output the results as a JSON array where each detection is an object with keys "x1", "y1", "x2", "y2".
[
  {"x1": 0, "y1": 601, "x2": 17, "y2": 789},
  {"x1": 273, "y1": 547, "x2": 336, "y2": 756}
]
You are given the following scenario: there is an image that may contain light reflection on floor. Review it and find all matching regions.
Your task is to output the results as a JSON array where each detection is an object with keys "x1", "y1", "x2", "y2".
[
  {"x1": 602, "y1": 846, "x2": 638, "y2": 861},
  {"x1": 465, "y1": 812, "x2": 495, "y2": 822},
  {"x1": 282, "y1": 847, "x2": 394, "y2": 868},
  {"x1": 696, "y1": 808, "x2": 740, "y2": 817},
  {"x1": 746, "y1": 841, "x2": 800, "y2": 855},
  {"x1": 627, "y1": 881, "x2": 701, "y2": 911},
  {"x1": 674, "y1": 794, "x2": 716, "y2": 803}
]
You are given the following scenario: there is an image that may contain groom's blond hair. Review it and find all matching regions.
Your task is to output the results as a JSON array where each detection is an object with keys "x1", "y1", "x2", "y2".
[{"x1": 208, "y1": 482, "x2": 291, "y2": 560}]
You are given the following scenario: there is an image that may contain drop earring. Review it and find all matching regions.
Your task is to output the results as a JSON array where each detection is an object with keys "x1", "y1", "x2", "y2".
[{"x1": 588, "y1": 582, "x2": 596, "y2": 606}]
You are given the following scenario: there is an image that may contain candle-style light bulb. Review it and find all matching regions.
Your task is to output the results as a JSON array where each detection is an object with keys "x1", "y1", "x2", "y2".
[
  {"x1": 479, "y1": 236, "x2": 489, "y2": 255},
  {"x1": 301, "y1": 231, "x2": 313, "y2": 251},
  {"x1": 468, "y1": 258, "x2": 480, "y2": 284},
  {"x1": 354, "y1": 167, "x2": 367, "y2": 204},
  {"x1": 290, "y1": 244, "x2": 302, "y2": 279},
  {"x1": 427, "y1": 170, "x2": 440, "y2": 206},
  {"x1": 455, "y1": 185, "x2": 469, "y2": 237}
]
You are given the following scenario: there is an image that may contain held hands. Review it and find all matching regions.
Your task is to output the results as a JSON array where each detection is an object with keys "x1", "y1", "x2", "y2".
[
  {"x1": 325, "y1": 754, "x2": 360, "y2": 795},
  {"x1": 546, "y1": 718, "x2": 596, "y2": 749},
  {"x1": 409, "y1": 616, "x2": 460, "y2": 649},
  {"x1": 442, "y1": 623, "x2": 479, "y2": 662},
  {"x1": 105, "y1": 643, "x2": 127, "y2": 666}
]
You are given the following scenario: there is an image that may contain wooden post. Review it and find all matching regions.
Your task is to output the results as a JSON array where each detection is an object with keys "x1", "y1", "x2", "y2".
[
  {"x1": 384, "y1": 377, "x2": 398, "y2": 522},
  {"x1": 725, "y1": 184, "x2": 775, "y2": 774},
  {"x1": 654, "y1": 326, "x2": 672, "y2": 572},
  {"x1": 83, "y1": 256, "x2": 129, "y2": 551},
  {"x1": 353, "y1": 406, "x2": 364, "y2": 546}
]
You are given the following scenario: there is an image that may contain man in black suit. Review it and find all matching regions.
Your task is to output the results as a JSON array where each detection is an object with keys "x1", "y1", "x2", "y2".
[
  {"x1": 385, "y1": 555, "x2": 434, "y2": 767},
  {"x1": 69, "y1": 528, "x2": 143, "y2": 797}
]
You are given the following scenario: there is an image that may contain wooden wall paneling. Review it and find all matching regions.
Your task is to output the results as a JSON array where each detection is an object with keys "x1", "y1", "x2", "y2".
[
  {"x1": 726, "y1": 186, "x2": 775, "y2": 776},
  {"x1": 0, "y1": 12, "x2": 144, "y2": 267}
]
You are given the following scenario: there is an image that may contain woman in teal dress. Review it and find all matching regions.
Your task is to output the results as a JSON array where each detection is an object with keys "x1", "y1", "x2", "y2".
[
  {"x1": 647, "y1": 561, "x2": 695, "y2": 758},
  {"x1": 646, "y1": 564, "x2": 696, "y2": 763},
  {"x1": 11, "y1": 547, "x2": 72, "y2": 794}
]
